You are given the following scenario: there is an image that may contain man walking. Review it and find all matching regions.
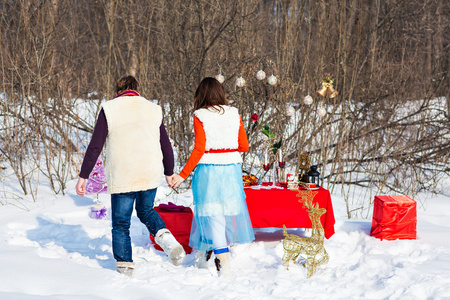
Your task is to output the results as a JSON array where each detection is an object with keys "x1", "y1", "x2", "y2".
[{"x1": 76, "y1": 75, "x2": 185, "y2": 276}]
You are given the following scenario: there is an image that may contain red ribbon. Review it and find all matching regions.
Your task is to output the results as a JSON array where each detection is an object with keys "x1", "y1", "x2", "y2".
[{"x1": 205, "y1": 149, "x2": 238, "y2": 154}]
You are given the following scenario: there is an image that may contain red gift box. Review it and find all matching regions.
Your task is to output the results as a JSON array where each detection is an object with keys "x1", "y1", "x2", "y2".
[
  {"x1": 150, "y1": 205, "x2": 193, "y2": 254},
  {"x1": 370, "y1": 195, "x2": 417, "y2": 240}
]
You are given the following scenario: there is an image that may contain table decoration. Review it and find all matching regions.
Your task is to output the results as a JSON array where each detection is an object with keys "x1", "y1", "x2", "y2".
[
  {"x1": 286, "y1": 174, "x2": 297, "y2": 189},
  {"x1": 242, "y1": 174, "x2": 258, "y2": 187},
  {"x1": 257, "y1": 120, "x2": 284, "y2": 186},
  {"x1": 298, "y1": 154, "x2": 310, "y2": 183},
  {"x1": 307, "y1": 165, "x2": 321, "y2": 187}
]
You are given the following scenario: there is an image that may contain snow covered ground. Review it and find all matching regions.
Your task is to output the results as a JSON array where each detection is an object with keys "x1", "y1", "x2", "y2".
[{"x1": 1, "y1": 177, "x2": 450, "y2": 300}]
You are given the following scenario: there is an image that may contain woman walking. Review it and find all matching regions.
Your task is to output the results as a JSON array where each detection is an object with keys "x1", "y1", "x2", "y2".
[{"x1": 171, "y1": 77, "x2": 255, "y2": 279}]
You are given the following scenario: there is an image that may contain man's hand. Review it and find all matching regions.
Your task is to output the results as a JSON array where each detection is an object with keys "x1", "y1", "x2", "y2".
[
  {"x1": 165, "y1": 175, "x2": 175, "y2": 186},
  {"x1": 76, "y1": 177, "x2": 86, "y2": 197}
]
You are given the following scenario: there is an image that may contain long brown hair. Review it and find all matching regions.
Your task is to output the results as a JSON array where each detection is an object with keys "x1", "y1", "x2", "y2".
[{"x1": 193, "y1": 77, "x2": 228, "y2": 112}]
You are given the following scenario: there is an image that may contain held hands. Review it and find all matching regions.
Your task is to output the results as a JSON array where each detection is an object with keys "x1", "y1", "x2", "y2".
[
  {"x1": 168, "y1": 174, "x2": 185, "y2": 189},
  {"x1": 75, "y1": 177, "x2": 86, "y2": 197}
]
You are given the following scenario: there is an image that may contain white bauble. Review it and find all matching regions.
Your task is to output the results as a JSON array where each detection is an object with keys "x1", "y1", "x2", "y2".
[
  {"x1": 286, "y1": 106, "x2": 295, "y2": 117},
  {"x1": 236, "y1": 76, "x2": 246, "y2": 87},
  {"x1": 215, "y1": 74, "x2": 225, "y2": 84},
  {"x1": 267, "y1": 74, "x2": 277, "y2": 86},
  {"x1": 303, "y1": 95, "x2": 313, "y2": 105},
  {"x1": 256, "y1": 70, "x2": 266, "y2": 80},
  {"x1": 317, "y1": 107, "x2": 327, "y2": 117}
]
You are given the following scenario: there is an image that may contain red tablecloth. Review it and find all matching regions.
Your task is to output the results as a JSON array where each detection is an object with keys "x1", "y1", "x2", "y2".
[{"x1": 244, "y1": 186, "x2": 335, "y2": 239}]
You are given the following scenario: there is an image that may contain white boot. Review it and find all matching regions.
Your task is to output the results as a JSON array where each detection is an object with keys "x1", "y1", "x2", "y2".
[
  {"x1": 155, "y1": 229, "x2": 186, "y2": 266},
  {"x1": 116, "y1": 261, "x2": 135, "y2": 277},
  {"x1": 195, "y1": 250, "x2": 213, "y2": 269},
  {"x1": 214, "y1": 252, "x2": 232, "y2": 280}
]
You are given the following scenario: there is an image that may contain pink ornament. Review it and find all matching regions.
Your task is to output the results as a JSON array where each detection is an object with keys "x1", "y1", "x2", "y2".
[{"x1": 85, "y1": 157, "x2": 107, "y2": 195}]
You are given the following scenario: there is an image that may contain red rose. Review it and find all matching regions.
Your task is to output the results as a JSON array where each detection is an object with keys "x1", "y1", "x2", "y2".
[{"x1": 251, "y1": 113, "x2": 259, "y2": 121}]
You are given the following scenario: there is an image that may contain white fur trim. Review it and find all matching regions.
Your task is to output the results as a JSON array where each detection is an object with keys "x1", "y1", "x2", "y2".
[
  {"x1": 155, "y1": 228, "x2": 170, "y2": 238},
  {"x1": 194, "y1": 106, "x2": 242, "y2": 165},
  {"x1": 116, "y1": 261, "x2": 135, "y2": 268},
  {"x1": 102, "y1": 96, "x2": 163, "y2": 194}
]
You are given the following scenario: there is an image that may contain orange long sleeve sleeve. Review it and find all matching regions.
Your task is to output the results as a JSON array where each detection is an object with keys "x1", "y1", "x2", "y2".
[
  {"x1": 179, "y1": 116, "x2": 248, "y2": 179},
  {"x1": 179, "y1": 117, "x2": 205, "y2": 179},
  {"x1": 237, "y1": 119, "x2": 249, "y2": 152}
]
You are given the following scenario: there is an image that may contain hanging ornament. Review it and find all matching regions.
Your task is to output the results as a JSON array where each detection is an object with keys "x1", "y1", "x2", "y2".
[
  {"x1": 256, "y1": 70, "x2": 266, "y2": 81},
  {"x1": 215, "y1": 74, "x2": 225, "y2": 84},
  {"x1": 236, "y1": 76, "x2": 246, "y2": 87},
  {"x1": 286, "y1": 106, "x2": 295, "y2": 117},
  {"x1": 317, "y1": 73, "x2": 338, "y2": 98},
  {"x1": 317, "y1": 107, "x2": 326, "y2": 117},
  {"x1": 303, "y1": 95, "x2": 313, "y2": 105},
  {"x1": 267, "y1": 74, "x2": 278, "y2": 86}
]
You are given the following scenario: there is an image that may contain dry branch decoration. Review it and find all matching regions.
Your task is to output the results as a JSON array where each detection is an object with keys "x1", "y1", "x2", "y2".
[{"x1": 282, "y1": 189, "x2": 329, "y2": 278}]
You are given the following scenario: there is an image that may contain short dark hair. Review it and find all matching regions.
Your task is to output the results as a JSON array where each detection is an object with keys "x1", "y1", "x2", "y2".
[
  {"x1": 115, "y1": 75, "x2": 140, "y2": 95},
  {"x1": 193, "y1": 77, "x2": 228, "y2": 112}
]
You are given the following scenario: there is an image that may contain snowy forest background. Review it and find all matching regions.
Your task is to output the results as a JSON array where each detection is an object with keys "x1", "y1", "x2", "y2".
[{"x1": 0, "y1": 0, "x2": 448, "y2": 218}]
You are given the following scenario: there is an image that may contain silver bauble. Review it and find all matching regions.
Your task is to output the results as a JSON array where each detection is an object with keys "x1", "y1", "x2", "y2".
[
  {"x1": 286, "y1": 106, "x2": 295, "y2": 117},
  {"x1": 256, "y1": 70, "x2": 266, "y2": 80},
  {"x1": 267, "y1": 74, "x2": 277, "y2": 86},
  {"x1": 303, "y1": 95, "x2": 313, "y2": 105},
  {"x1": 317, "y1": 107, "x2": 327, "y2": 117},
  {"x1": 236, "y1": 76, "x2": 246, "y2": 87},
  {"x1": 215, "y1": 74, "x2": 225, "y2": 84}
]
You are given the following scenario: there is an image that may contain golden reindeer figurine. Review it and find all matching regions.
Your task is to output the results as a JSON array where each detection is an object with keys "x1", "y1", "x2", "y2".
[{"x1": 282, "y1": 191, "x2": 329, "y2": 278}]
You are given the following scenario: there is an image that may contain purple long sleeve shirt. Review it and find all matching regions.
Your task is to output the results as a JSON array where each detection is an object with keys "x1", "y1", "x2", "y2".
[{"x1": 79, "y1": 108, "x2": 174, "y2": 179}]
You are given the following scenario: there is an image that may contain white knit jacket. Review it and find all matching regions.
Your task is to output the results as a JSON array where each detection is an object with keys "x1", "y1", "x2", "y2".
[
  {"x1": 101, "y1": 96, "x2": 163, "y2": 194},
  {"x1": 194, "y1": 105, "x2": 243, "y2": 165}
]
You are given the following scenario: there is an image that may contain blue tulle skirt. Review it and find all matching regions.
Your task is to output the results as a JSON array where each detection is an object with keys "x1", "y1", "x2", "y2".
[{"x1": 189, "y1": 163, "x2": 255, "y2": 251}]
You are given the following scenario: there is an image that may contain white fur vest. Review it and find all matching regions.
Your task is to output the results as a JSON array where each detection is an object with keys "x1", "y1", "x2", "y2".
[
  {"x1": 194, "y1": 105, "x2": 243, "y2": 165},
  {"x1": 101, "y1": 96, "x2": 163, "y2": 194}
]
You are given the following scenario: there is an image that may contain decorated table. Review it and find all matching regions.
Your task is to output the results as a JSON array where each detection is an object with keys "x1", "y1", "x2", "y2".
[{"x1": 244, "y1": 186, "x2": 336, "y2": 239}]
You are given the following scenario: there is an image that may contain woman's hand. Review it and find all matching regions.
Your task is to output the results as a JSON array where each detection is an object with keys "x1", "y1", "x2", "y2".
[
  {"x1": 171, "y1": 174, "x2": 185, "y2": 188},
  {"x1": 76, "y1": 177, "x2": 86, "y2": 197}
]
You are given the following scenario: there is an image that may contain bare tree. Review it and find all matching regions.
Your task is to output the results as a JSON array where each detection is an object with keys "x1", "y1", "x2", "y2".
[{"x1": 0, "y1": 0, "x2": 448, "y2": 217}]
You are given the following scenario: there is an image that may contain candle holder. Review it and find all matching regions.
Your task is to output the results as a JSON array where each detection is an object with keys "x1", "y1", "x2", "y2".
[
  {"x1": 263, "y1": 163, "x2": 272, "y2": 172},
  {"x1": 272, "y1": 161, "x2": 278, "y2": 186},
  {"x1": 278, "y1": 161, "x2": 286, "y2": 184}
]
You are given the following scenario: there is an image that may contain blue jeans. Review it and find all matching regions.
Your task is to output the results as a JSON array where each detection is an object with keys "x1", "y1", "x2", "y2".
[{"x1": 111, "y1": 188, "x2": 166, "y2": 262}]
